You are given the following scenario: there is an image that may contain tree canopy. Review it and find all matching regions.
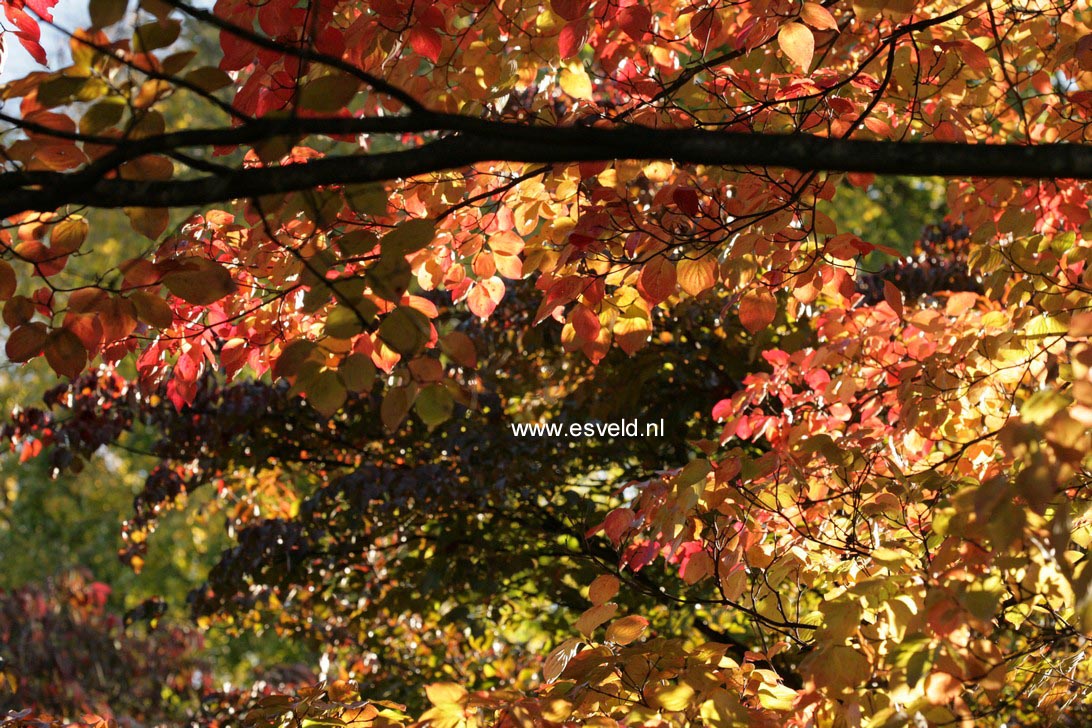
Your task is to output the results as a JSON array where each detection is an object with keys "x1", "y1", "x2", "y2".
[{"x1": 3, "y1": 0, "x2": 1092, "y2": 725}]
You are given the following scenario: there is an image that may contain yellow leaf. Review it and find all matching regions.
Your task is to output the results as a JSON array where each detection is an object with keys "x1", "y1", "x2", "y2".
[
  {"x1": 560, "y1": 65, "x2": 593, "y2": 100},
  {"x1": 425, "y1": 682, "x2": 467, "y2": 707},
  {"x1": 650, "y1": 683, "x2": 695, "y2": 712},
  {"x1": 543, "y1": 638, "x2": 583, "y2": 682},
  {"x1": 415, "y1": 383, "x2": 454, "y2": 428}
]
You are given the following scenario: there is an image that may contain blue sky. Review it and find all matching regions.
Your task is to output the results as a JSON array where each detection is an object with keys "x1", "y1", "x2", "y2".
[{"x1": 1, "y1": 0, "x2": 215, "y2": 82}]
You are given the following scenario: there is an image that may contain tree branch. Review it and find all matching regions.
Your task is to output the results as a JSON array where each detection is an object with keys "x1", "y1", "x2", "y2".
[{"x1": 3, "y1": 119, "x2": 1091, "y2": 217}]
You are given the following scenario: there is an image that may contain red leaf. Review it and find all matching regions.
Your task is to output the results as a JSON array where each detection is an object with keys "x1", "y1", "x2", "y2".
[
  {"x1": 559, "y1": 19, "x2": 589, "y2": 59},
  {"x1": 571, "y1": 302, "x2": 600, "y2": 341},
  {"x1": 408, "y1": 26, "x2": 442, "y2": 63},
  {"x1": 616, "y1": 5, "x2": 651, "y2": 41},
  {"x1": 672, "y1": 187, "x2": 700, "y2": 216},
  {"x1": 551, "y1": 0, "x2": 589, "y2": 21},
  {"x1": 691, "y1": 8, "x2": 721, "y2": 52},
  {"x1": 883, "y1": 281, "x2": 904, "y2": 318}
]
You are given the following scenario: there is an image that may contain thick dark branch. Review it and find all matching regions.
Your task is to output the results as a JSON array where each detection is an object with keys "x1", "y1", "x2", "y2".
[{"x1": 3, "y1": 121, "x2": 1091, "y2": 217}]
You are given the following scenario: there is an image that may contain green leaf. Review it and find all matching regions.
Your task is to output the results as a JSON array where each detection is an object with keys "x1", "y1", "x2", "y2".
[
  {"x1": 338, "y1": 352, "x2": 376, "y2": 392},
  {"x1": 307, "y1": 369, "x2": 347, "y2": 417},
  {"x1": 383, "y1": 219, "x2": 436, "y2": 257},
  {"x1": 184, "y1": 66, "x2": 234, "y2": 92},
  {"x1": 298, "y1": 73, "x2": 360, "y2": 112},
  {"x1": 274, "y1": 340, "x2": 323, "y2": 379},
  {"x1": 344, "y1": 184, "x2": 387, "y2": 216},
  {"x1": 80, "y1": 100, "x2": 126, "y2": 135},
  {"x1": 324, "y1": 304, "x2": 370, "y2": 340},
  {"x1": 37, "y1": 77, "x2": 87, "y2": 108},
  {"x1": 133, "y1": 19, "x2": 182, "y2": 52},
  {"x1": 377, "y1": 306, "x2": 431, "y2": 356},
  {"x1": 415, "y1": 384, "x2": 454, "y2": 428},
  {"x1": 366, "y1": 254, "x2": 412, "y2": 302}
]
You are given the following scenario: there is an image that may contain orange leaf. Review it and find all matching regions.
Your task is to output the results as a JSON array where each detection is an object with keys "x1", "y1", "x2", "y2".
[
  {"x1": 778, "y1": 22, "x2": 814, "y2": 70},
  {"x1": 800, "y1": 2, "x2": 838, "y2": 31},
  {"x1": 739, "y1": 288, "x2": 776, "y2": 333},
  {"x1": 588, "y1": 574, "x2": 620, "y2": 605},
  {"x1": 605, "y1": 615, "x2": 648, "y2": 645},
  {"x1": 637, "y1": 256, "x2": 676, "y2": 305},
  {"x1": 129, "y1": 291, "x2": 174, "y2": 329},
  {"x1": 570, "y1": 302, "x2": 600, "y2": 341},
  {"x1": 677, "y1": 257, "x2": 717, "y2": 296}
]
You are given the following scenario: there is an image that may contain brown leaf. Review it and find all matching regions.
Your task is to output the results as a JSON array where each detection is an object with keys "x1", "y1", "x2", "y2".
[
  {"x1": 44, "y1": 328, "x2": 87, "y2": 378},
  {"x1": 5, "y1": 322, "x2": 48, "y2": 362},
  {"x1": 0, "y1": 261, "x2": 16, "y2": 301},
  {"x1": 162, "y1": 258, "x2": 236, "y2": 305},
  {"x1": 129, "y1": 291, "x2": 174, "y2": 329}
]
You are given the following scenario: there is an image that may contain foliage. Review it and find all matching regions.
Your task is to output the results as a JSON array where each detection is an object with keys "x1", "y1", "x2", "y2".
[
  {"x1": 2, "y1": 0, "x2": 1092, "y2": 726},
  {"x1": 0, "y1": 569, "x2": 207, "y2": 723}
]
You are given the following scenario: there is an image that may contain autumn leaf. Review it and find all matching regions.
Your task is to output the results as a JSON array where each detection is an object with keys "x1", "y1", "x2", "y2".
[
  {"x1": 0, "y1": 262, "x2": 16, "y2": 301},
  {"x1": 414, "y1": 384, "x2": 454, "y2": 427},
  {"x1": 5, "y1": 322, "x2": 48, "y2": 362},
  {"x1": 738, "y1": 288, "x2": 776, "y2": 333},
  {"x1": 637, "y1": 256, "x2": 676, "y2": 305},
  {"x1": 162, "y1": 258, "x2": 236, "y2": 305},
  {"x1": 677, "y1": 257, "x2": 716, "y2": 296},
  {"x1": 605, "y1": 615, "x2": 648, "y2": 645},
  {"x1": 377, "y1": 306, "x2": 431, "y2": 356},
  {"x1": 559, "y1": 65, "x2": 593, "y2": 100},
  {"x1": 588, "y1": 574, "x2": 619, "y2": 605},
  {"x1": 778, "y1": 22, "x2": 815, "y2": 70},
  {"x1": 800, "y1": 2, "x2": 838, "y2": 31},
  {"x1": 43, "y1": 328, "x2": 87, "y2": 378},
  {"x1": 306, "y1": 369, "x2": 348, "y2": 417},
  {"x1": 129, "y1": 291, "x2": 174, "y2": 329}
]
